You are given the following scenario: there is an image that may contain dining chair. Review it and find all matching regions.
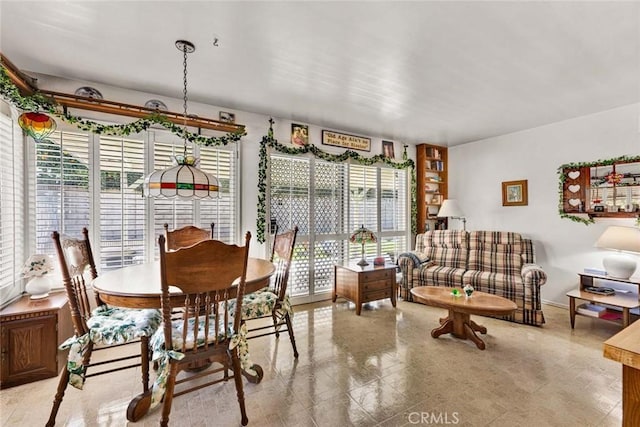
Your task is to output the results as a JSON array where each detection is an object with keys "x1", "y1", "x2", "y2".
[
  {"x1": 153, "y1": 232, "x2": 252, "y2": 426},
  {"x1": 236, "y1": 226, "x2": 299, "y2": 358},
  {"x1": 163, "y1": 222, "x2": 215, "y2": 250},
  {"x1": 47, "y1": 228, "x2": 161, "y2": 427}
]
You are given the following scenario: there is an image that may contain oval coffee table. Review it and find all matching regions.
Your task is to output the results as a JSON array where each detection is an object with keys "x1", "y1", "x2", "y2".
[{"x1": 410, "y1": 286, "x2": 517, "y2": 350}]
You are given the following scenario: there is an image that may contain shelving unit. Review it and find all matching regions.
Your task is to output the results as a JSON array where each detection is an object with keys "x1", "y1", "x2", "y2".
[
  {"x1": 416, "y1": 143, "x2": 448, "y2": 233},
  {"x1": 566, "y1": 273, "x2": 639, "y2": 329}
]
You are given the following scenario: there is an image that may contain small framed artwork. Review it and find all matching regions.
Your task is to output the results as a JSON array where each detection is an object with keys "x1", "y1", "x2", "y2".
[
  {"x1": 382, "y1": 141, "x2": 395, "y2": 159},
  {"x1": 219, "y1": 111, "x2": 235, "y2": 123},
  {"x1": 502, "y1": 180, "x2": 528, "y2": 206},
  {"x1": 291, "y1": 123, "x2": 309, "y2": 146}
]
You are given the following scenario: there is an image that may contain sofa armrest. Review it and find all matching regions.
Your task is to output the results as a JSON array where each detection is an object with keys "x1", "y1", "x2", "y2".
[
  {"x1": 521, "y1": 263, "x2": 547, "y2": 286},
  {"x1": 398, "y1": 252, "x2": 431, "y2": 291}
]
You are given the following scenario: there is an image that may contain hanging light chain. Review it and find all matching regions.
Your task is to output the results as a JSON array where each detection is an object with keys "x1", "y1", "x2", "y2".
[{"x1": 181, "y1": 43, "x2": 189, "y2": 157}]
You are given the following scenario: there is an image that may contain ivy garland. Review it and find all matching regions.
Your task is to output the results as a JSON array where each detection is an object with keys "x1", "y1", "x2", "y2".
[
  {"x1": 557, "y1": 154, "x2": 640, "y2": 226},
  {"x1": 256, "y1": 126, "x2": 416, "y2": 243},
  {"x1": 0, "y1": 65, "x2": 245, "y2": 146}
]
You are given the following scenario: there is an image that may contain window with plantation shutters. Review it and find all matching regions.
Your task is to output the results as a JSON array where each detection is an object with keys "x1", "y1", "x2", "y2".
[
  {"x1": 269, "y1": 153, "x2": 408, "y2": 302},
  {"x1": 0, "y1": 105, "x2": 24, "y2": 305},
  {"x1": 34, "y1": 130, "x2": 91, "y2": 255}
]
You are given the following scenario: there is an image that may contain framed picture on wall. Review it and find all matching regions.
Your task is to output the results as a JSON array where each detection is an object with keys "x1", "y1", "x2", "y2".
[
  {"x1": 382, "y1": 141, "x2": 395, "y2": 159},
  {"x1": 291, "y1": 123, "x2": 309, "y2": 146},
  {"x1": 502, "y1": 180, "x2": 528, "y2": 206}
]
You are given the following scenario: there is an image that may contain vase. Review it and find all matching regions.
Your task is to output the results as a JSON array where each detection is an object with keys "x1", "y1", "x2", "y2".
[{"x1": 25, "y1": 275, "x2": 52, "y2": 299}]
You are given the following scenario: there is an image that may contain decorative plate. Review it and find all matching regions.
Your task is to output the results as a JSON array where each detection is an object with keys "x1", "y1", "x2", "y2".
[
  {"x1": 74, "y1": 86, "x2": 103, "y2": 99},
  {"x1": 144, "y1": 99, "x2": 168, "y2": 111}
]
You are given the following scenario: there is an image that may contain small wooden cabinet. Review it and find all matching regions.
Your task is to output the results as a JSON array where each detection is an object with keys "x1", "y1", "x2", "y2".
[
  {"x1": 0, "y1": 293, "x2": 72, "y2": 389},
  {"x1": 333, "y1": 263, "x2": 397, "y2": 315},
  {"x1": 416, "y1": 143, "x2": 448, "y2": 233}
]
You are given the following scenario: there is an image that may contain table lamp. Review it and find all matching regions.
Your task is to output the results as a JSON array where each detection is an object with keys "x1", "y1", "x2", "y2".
[
  {"x1": 350, "y1": 225, "x2": 377, "y2": 267},
  {"x1": 594, "y1": 225, "x2": 640, "y2": 279},
  {"x1": 437, "y1": 199, "x2": 467, "y2": 230}
]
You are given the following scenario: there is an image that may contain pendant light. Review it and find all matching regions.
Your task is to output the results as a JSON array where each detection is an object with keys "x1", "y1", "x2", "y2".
[{"x1": 144, "y1": 40, "x2": 219, "y2": 199}]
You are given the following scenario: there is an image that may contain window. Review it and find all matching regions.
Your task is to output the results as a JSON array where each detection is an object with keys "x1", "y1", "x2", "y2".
[
  {"x1": 32, "y1": 127, "x2": 237, "y2": 271},
  {"x1": 0, "y1": 104, "x2": 24, "y2": 305},
  {"x1": 269, "y1": 153, "x2": 408, "y2": 302}
]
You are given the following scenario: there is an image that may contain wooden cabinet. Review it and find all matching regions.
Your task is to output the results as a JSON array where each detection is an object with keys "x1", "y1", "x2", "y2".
[
  {"x1": 0, "y1": 293, "x2": 72, "y2": 389},
  {"x1": 333, "y1": 263, "x2": 397, "y2": 315},
  {"x1": 416, "y1": 143, "x2": 448, "y2": 233}
]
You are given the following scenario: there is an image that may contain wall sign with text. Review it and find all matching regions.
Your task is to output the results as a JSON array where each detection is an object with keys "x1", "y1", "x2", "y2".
[{"x1": 321, "y1": 130, "x2": 371, "y2": 152}]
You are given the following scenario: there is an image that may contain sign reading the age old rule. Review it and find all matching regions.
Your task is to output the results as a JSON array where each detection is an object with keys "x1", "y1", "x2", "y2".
[{"x1": 321, "y1": 130, "x2": 371, "y2": 152}]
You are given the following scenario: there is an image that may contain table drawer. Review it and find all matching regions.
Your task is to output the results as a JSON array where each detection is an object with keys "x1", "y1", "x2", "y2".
[
  {"x1": 364, "y1": 288, "x2": 392, "y2": 302},
  {"x1": 363, "y1": 279, "x2": 392, "y2": 292},
  {"x1": 362, "y1": 269, "x2": 393, "y2": 283}
]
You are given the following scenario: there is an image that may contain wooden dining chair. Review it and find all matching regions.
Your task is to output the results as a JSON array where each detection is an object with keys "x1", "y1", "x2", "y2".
[
  {"x1": 163, "y1": 222, "x2": 215, "y2": 250},
  {"x1": 46, "y1": 228, "x2": 162, "y2": 427},
  {"x1": 237, "y1": 226, "x2": 299, "y2": 358},
  {"x1": 154, "y1": 232, "x2": 252, "y2": 426}
]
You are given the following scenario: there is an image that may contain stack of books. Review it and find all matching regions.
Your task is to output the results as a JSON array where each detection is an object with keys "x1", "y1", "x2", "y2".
[{"x1": 576, "y1": 303, "x2": 606, "y2": 317}]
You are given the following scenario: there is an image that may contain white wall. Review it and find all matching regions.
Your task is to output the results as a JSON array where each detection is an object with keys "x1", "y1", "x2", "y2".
[{"x1": 449, "y1": 103, "x2": 640, "y2": 307}]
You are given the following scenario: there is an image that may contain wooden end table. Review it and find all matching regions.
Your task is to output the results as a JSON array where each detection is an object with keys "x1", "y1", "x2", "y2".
[
  {"x1": 410, "y1": 286, "x2": 517, "y2": 350},
  {"x1": 333, "y1": 262, "x2": 397, "y2": 315}
]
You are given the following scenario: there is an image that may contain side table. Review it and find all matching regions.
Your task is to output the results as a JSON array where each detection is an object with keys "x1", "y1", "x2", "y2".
[
  {"x1": 0, "y1": 292, "x2": 73, "y2": 389},
  {"x1": 333, "y1": 262, "x2": 396, "y2": 315}
]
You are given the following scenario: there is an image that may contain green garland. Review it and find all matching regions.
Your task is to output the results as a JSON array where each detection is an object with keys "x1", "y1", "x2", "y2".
[
  {"x1": 256, "y1": 125, "x2": 416, "y2": 243},
  {"x1": 0, "y1": 65, "x2": 245, "y2": 146},
  {"x1": 557, "y1": 154, "x2": 640, "y2": 226}
]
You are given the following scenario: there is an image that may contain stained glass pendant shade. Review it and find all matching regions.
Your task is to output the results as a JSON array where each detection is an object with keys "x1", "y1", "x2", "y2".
[
  {"x1": 18, "y1": 112, "x2": 56, "y2": 141},
  {"x1": 144, "y1": 40, "x2": 218, "y2": 199}
]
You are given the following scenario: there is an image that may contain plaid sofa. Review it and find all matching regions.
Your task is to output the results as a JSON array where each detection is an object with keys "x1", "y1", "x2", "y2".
[{"x1": 399, "y1": 230, "x2": 547, "y2": 326}]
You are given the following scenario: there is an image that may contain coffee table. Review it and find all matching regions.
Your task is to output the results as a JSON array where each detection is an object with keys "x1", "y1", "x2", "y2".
[{"x1": 410, "y1": 286, "x2": 517, "y2": 350}]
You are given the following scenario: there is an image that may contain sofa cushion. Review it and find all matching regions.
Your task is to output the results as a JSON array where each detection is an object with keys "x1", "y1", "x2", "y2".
[
  {"x1": 468, "y1": 231, "x2": 523, "y2": 274},
  {"x1": 415, "y1": 230, "x2": 468, "y2": 269},
  {"x1": 416, "y1": 265, "x2": 466, "y2": 288}
]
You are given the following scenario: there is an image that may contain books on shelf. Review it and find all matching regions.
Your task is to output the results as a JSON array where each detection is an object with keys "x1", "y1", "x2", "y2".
[
  {"x1": 426, "y1": 147, "x2": 441, "y2": 159},
  {"x1": 576, "y1": 303, "x2": 606, "y2": 317}
]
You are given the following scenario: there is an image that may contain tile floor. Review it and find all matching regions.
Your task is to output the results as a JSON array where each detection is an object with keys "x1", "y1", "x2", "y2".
[{"x1": 0, "y1": 298, "x2": 627, "y2": 426}]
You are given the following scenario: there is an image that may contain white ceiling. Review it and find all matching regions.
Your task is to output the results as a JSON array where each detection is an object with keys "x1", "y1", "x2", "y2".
[{"x1": 1, "y1": 1, "x2": 639, "y2": 146}]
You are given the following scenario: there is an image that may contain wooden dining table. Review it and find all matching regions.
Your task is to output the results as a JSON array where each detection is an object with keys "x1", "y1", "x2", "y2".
[{"x1": 91, "y1": 258, "x2": 275, "y2": 422}]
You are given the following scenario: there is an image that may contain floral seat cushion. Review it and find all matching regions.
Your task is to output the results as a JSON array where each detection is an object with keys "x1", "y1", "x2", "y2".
[
  {"x1": 148, "y1": 317, "x2": 254, "y2": 410},
  {"x1": 60, "y1": 306, "x2": 161, "y2": 390},
  {"x1": 229, "y1": 288, "x2": 293, "y2": 321}
]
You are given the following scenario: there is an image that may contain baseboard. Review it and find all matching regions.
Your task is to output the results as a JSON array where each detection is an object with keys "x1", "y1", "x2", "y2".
[{"x1": 542, "y1": 299, "x2": 568, "y2": 310}]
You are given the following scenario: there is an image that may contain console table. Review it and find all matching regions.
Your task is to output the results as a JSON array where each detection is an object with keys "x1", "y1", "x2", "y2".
[{"x1": 333, "y1": 262, "x2": 396, "y2": 315}]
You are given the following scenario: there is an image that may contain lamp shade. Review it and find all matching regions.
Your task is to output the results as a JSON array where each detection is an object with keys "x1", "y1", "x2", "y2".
[
  {"x1": 18, "y1": 112, "x2": 57, "y2": 141},
  {"x1": 144, "y1": 155, "x2": 219, "y2": 199},
  {"x1": 595, "y1": 226, "x2": 640, "y2": 253},
  {"x1": 437, "y1": 199, "x2": 464, "y2": 218},
  {"x1": 350, "y1": 225, "x2": 376, "y2": 244},
  {"x1": 594, "y1": 226, "x2": 640, "y2": 279}
]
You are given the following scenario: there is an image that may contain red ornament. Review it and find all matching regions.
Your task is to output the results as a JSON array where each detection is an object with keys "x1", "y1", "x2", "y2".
[{"x1": 18, "y1": 112, "x2": 57, "y2": 142}]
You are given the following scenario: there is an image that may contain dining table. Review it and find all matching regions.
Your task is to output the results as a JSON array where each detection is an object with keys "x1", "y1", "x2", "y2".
[{"x1": 91, "y1": 257, "x2": 275, "y2": 422}]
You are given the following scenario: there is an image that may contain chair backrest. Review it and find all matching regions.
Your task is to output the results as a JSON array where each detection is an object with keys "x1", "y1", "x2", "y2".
[
  {"x1": 269, "y1": 226, "x2": 298, "y2": 300},
  {"x1": 163, "y1": 223, "x2": 215, "y2": 251},
  {"x1": 158, "y1": 232, "x2": 251, "y2": 354},
  {"x1": 52, "y1": 228, "x2": 100, "y2": 337}
]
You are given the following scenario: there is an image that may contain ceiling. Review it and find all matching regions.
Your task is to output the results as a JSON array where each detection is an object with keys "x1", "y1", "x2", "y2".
[{"x1": 1, "y1": 1, "x2": 639, "y2": 146}]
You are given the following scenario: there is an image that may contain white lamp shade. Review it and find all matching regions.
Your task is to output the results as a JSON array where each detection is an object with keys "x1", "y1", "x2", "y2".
[
  {"x1": 595, "y1": 226, "x2": 640, "y2": 279},
  {"x1": 594, "y1": 226, "x2": 640, "y2": 253},
  {"x1": 437, "y1": 199, "x2": 464, "y2": 218}
]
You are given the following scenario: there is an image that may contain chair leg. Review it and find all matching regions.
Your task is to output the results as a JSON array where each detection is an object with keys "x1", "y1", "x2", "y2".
[
  {"x1": 140, "y1": 336, "x2": 150, "y2": 392},
  {"x1": 160, "y1": 362, "x2": 179, "y2": 427},
  {"x1": 284, "y1": 313, "x2": 299, "y2": 358},
  {"x1": 231, "y1": 349, "x2": 249, "y2": 426},
  {"x1": 272, "y1": 311, "x2": 280, "y2": 338},
  {"x1": 46, "y1": 366, "x2": 70, "y2": 427}
]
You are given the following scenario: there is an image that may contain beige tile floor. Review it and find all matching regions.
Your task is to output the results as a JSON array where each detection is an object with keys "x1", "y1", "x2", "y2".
[{"x1": 0, "y1": 298, "x2": 628, "y2": 427}]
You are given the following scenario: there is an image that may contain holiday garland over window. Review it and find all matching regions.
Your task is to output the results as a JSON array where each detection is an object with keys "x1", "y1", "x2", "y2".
[
  {"x1": 0, "y1": 65, "x2": 244, "y2": 146},
  {"x1": 256, "y1": 119, "x2": 416, "y2": 243}
]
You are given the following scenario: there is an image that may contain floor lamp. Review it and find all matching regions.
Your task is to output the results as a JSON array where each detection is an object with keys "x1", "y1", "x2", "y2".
[{"x1": 437, "y1": 199, "x2": 467, "y2": 230}]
